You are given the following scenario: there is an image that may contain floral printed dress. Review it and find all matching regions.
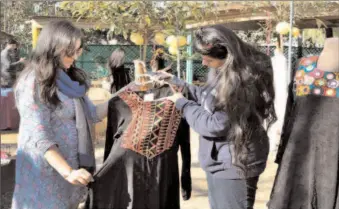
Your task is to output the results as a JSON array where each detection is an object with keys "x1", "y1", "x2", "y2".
[
  {"x1": 269, "y1": 56, "x2": 339, "y2": 209},
  {"x1": 12, "y1": 72, "x2": 98, "y2": 209}
]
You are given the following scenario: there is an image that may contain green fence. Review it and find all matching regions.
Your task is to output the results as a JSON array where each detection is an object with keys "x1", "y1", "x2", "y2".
[
  {"x1": 20, "y1": 45, "x2": 323, "y2": 82},
  {"x1": 75, "y1": 45, "x2": 155, "y2": 79}
]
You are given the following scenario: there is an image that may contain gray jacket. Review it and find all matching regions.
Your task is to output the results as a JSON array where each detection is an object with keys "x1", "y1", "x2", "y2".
[{"x1": 172, "y1": 75, "x2": 269, "y2": 179}]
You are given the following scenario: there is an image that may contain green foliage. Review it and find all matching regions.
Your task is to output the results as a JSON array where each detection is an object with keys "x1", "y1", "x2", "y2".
[
  {"x1": 303, "y1": 29, "x2": 326, "y2": 47},
  {"x1": 239, "y1": 1, "x2": 339, "y2": 22},
  {"x1": 238, "y1": 1, "x2": 339, "y2": 46},
  {"x1": 59, "y1": 1, "x2": 216, "y2": 61},
  {"x1": 1, "y1": 1, "x2": 57, "y2": 50}
]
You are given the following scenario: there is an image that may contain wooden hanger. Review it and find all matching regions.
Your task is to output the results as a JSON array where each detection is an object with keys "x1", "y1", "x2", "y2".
[
  {"x1": 133, "y1": 60, "x2": 153, "y2": 91},
  {"x1": 133, "y1": 60, "x2": 178, "y2": 99}
]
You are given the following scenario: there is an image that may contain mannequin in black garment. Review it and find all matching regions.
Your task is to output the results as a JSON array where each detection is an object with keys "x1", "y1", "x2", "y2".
[{"x1": 269, "y1": 36, "x2": 339, "y2": 209}]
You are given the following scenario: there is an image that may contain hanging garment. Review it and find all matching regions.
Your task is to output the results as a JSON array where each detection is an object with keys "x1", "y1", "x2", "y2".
[
  {"x1": 269, "y1": 56, "x2": 339, "y2": 209},
  {"x1": 86, "y1": 83, "x2": 192, "y2": 209},
  {"x1": 268, "y1": 50, "x2": 288, "y2": 151},
  {"x1": 110, "y1": 66, "x2": 131, "y2": 93}
]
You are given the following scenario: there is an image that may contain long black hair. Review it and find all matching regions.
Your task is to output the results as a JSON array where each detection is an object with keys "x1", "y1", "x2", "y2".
[
  {"x1": 16, "y1": 20, "x2": 88, "y2": 107},
  {"x1": 194, "y1": 25, "x2": 277, "y2": 163}
]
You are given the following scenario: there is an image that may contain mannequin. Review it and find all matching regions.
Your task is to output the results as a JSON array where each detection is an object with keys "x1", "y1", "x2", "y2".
[
  {"x1": 317, "y1": 37, "x2": 339, "y2": 72},
  {"x1": 269, "y1": 36, "x2": 339, "y2": 209},
  {"x1": 133, "y1": 60, "x2": 153, "y2": 91}
]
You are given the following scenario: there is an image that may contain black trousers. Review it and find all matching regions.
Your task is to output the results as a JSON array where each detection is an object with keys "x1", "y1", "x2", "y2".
[{"x1": 206, "y1": 173, "x2": 259, "y2": 209}]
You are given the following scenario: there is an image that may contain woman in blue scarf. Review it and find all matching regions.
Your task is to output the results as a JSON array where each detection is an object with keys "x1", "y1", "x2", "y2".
[{"x1": 12, "y1": 20, "x2": 108, "y2": 209}]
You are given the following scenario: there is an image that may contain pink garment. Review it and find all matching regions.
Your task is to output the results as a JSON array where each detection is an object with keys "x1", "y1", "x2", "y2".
[{"x1": 0, "y1": 91, "x2": 20, "y2": 130}]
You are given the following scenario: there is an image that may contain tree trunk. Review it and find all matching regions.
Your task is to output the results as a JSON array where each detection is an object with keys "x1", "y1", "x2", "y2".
[
  {"x1": 3, "y1": 0, "x2": 7, "y2": 32},
  {"x1": 139, "y1": 45, "x2": 142, "y2": 60},
  {"x1": 177, "y1": 49, "x2": 180, "y2": 78},
  {"x1": 143, "y1": 39, "x2": 148, "y2": 62},
  {"x1": 142, "y1": 30, "x2": 149, "y2": 62}
]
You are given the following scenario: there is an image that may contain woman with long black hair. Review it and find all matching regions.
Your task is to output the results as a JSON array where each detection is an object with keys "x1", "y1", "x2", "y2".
[{"x1": 156, "y1": 25, "x2": 276, "y2": 209}]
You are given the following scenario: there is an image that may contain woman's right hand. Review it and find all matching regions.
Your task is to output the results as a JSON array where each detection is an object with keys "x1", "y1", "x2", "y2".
[{"x1": 64, "y1": 168, "x2": 94, "y2": 186}]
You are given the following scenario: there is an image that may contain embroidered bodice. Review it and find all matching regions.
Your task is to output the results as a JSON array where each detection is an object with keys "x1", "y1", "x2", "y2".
[
  {"x1": 117, "y1": 86, "x2": 183, "y2": 159},
  {"x1": 295, "y1": 56, "x2": 339, "y2": 98}
]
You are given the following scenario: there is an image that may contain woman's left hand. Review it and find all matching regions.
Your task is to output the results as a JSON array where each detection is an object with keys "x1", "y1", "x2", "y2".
[{"x1": 166, "y1": 93, "x2": 184, "y2": 103}]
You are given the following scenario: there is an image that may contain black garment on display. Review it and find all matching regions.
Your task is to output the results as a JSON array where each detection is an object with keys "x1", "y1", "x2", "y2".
[
  {"x1": 86, "y1": 83, "x2": 192, "y2": 209},
  {"x1": 110, "y1": 66, "x2": 131, "y2": 93},
  {"x1": 269, "y1": 56, "x2": 339, "y2": 209}
]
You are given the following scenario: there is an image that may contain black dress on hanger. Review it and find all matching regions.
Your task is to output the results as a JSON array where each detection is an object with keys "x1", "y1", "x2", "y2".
[
  {"x1": 110, "y1": 66, "x2": 131, "y2": 93},
  {"x1": 86, "y1": 83, "x2": 192, "y2": 209}
]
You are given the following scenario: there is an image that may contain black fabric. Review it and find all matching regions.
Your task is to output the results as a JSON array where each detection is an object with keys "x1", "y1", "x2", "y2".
[
  {"x1": 274, "y1": 79, "x2": 296, "y2": 164},
  {"x1": 110, "y1": 66, "x2": 131, "y2": 93},
  {"x1": 275, "y1": 58, "x2": 300, "y2": 164},
  {"x1": 206, "y1": 173, "x2": 259, "y2": 209},
  {"x1": 325, "y1": 28, "x2": 333, "y2": 38},
  {"x1": 86, "y1": 85, "x2": 191, "y2": 209},
  {"x1": 269, "y1": 95, "x2": 339, "y2": 209}
]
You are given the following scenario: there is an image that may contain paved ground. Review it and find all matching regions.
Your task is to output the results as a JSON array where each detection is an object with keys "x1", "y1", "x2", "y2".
[
  {"x1": 1, "y1": 130, "x2": 278, "y2": 209},
  {"x1": 180, "y1": 131, "x2": 278, "y2": 209},
  {"x1": 93, "y1": 130, "x2": 278, "y2": 209}
]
